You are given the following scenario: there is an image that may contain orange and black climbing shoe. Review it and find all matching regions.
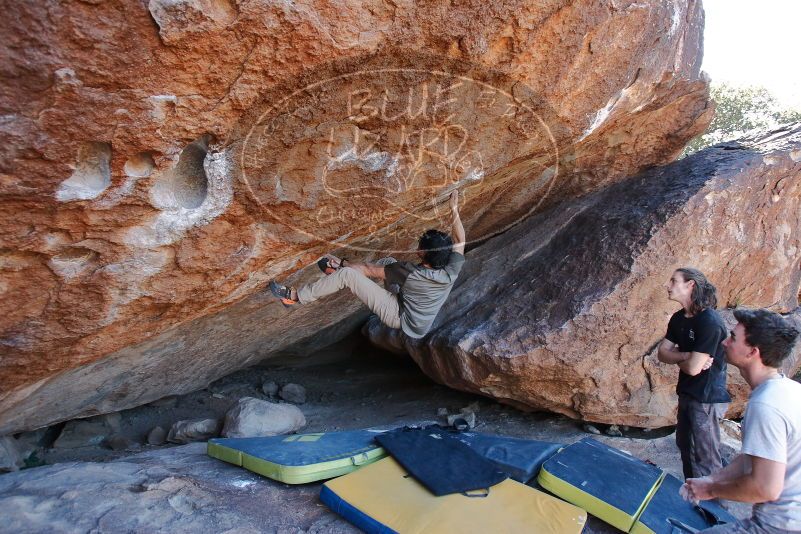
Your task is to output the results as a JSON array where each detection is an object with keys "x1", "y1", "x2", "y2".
[{"x1": 269, "y1": 280, "x2": 297, "y2": 308}]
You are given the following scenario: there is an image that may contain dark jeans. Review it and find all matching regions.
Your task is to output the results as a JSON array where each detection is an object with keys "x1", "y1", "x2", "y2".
[{"x1": 676, "y1": 395, "x2": 729, "y2": 479}]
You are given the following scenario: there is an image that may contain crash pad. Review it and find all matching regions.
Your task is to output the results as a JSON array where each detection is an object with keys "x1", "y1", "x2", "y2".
[
  {"x1": 449, "y1": 430, "x2": 561, "y2": 484},
  {"x1": 374, "y1": 427, "x2": 508, "y2": 496},
  {"x1": 537, "y1": 437, "x2": 664, "y2": 532},
  {"x1": 207, "y1": 430, "x2": 386, "y2": 484},
  {"x1": 631, "y1": 473, "x2": 737, "y2": 534},
  {"x1": 320, "y1": 456, "x2": 587, "y2": 534}
]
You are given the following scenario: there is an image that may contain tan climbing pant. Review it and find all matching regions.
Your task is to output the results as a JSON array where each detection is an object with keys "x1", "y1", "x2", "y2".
[{"x1": 297, "y1": 267, "x2": 402, "y2": 329}]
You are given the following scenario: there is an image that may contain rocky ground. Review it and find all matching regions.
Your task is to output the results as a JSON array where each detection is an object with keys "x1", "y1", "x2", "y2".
[{"x1": 0, "y1": 332, "x2": 754, "y2": 533}]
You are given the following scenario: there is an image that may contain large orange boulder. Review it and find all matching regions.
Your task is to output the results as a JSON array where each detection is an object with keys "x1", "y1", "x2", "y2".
[{"x1": 0, "y1": 0, "x2": 710, "y2": 433}]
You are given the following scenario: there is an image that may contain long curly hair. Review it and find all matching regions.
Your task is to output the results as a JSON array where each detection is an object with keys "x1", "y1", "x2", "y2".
[{"x1": 676, "y1": 267, "x2": 718, "y2": 315}]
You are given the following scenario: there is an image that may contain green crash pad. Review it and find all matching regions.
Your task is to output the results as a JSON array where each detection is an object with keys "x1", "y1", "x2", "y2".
[{"x1": 207, "y1": 430, "x2": 387, "y2": 484}]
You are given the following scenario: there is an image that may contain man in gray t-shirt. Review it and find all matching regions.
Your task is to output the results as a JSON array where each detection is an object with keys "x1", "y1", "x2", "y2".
[
  {"x1": 684, "y1": 308, "x2": 801, "y2": 533},
  {"x1": 269, "y1": 191, "x2": 466, "y2": 340},
  {"x1": 384, "y1": 243, "x2": 465, "y2": 338}
]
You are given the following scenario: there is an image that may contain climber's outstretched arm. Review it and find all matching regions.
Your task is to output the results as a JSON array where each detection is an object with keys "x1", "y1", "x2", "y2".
[{"x1": 450, "y1": 191, "x2": 466, "y2": 255}]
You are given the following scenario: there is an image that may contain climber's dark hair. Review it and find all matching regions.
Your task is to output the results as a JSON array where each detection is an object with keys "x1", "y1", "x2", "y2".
[
  {"x1": 418, "y1": 229, "x2": 453, "y2": 269},
  {"x1": 675, "y1": 267, "x2": 718, "y2": 315}
]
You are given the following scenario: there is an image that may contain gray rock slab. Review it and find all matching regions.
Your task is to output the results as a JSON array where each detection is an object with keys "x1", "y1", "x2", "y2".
[{"x1": 0, "y1": 443, "x2": 357, "y2": 533}]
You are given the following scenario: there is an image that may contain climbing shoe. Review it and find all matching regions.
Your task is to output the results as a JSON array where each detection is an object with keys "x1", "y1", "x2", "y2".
[{"x1": 269, "y1": 280, "x2": 297, "y2": 308}]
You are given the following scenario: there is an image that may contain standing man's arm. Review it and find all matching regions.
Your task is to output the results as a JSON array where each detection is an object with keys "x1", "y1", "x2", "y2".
[
  {"x1": 657, "y1": 340, "x2": 713, "y2": 374},
  {"x1": 657, "y1": 338, "x2": 688, "y2": 364},
  {"x1": 450, "y1": 191, "x2": 465, "y2": 255},
  {"x1": 678, "y1": 351, "x2": 714, "y2": 376}
]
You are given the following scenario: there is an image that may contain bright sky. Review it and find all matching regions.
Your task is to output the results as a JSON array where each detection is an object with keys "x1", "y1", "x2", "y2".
[{"x1": 702, "y1": 0, "x2": 801, "y2": 111}]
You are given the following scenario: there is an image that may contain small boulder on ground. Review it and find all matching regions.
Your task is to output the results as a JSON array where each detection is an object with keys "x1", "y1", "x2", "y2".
[
  {"x1": 14, "y1": 428, "x2": 48, "y2": 451},
  {"x1": 53, "y1": 413, "x2": 121, "y2": 449},
  {"x1": 447, "y1": 412, "x2": 476, "y2": 429},
  {"x1": 103, "y1": 435, "x2": 139, "y2": 452},
  {"x1": 721, "y1": 419, "x2": 742, "y2": 441},
  {"x1": 463, "y1": 402, "x2": 480, "y2": 414},
  {"x1": 279, "y1": 383, "x2": 306, "y2": 404},
  {"x1": 147, "y1": 426, "x2": 167, "y2": 446},
  {"x1": 720, "y1": 419, "x2": 744, "y2": 451},
  {"x1": 1, "y1": 428, "x2": 44, "y2": 470},
  {"x1": 54, "y1": 421, "x2": 107, "y2": 449},
  {"x1": 0, "y1": 436, "x2": 23, "y2": 472},
  {"x1": 221, "y1": 397, "x2": 305, "y2": 438},
  {"x1": 261, "y1": 381, "x2": 279, "y2": 397},
  {"x1": 582, "y1": 423, "x2": 601, "y2": 435},
  {"x1": 167, "y1": 419, "x2": 221, "y2": 444}
]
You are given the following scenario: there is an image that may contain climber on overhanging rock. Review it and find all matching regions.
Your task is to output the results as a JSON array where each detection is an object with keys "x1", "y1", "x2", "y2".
[{"x1": 269, "y1": 190, "x2": 466, "y2": 340}]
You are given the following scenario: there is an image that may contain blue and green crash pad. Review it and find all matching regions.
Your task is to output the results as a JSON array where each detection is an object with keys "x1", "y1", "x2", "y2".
[
  {"x1": 538, "y1": 437, "x2": 664, "y2": 532},
  {"x1": 537, "y1": 437, "x2": 738, "y2": 533},
  {"x1": 631, "y1": 473, "x2": 736, "y2": 534},
  {"x1": 320, "y1": 456, "x2": 588, "y2": 533},
  {"x1": 207, "y1": 430, "x2": 387, "y2": 484}
]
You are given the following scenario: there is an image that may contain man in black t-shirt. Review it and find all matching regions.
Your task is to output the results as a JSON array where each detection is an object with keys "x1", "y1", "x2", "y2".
[{"x1": 658, "y1": 267, "x2": 731, "y2": 480}]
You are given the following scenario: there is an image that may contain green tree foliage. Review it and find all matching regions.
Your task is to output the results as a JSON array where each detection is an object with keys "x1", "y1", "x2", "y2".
[{"x1": 684, "y1": 83, "x2": 801, "y2": 155}]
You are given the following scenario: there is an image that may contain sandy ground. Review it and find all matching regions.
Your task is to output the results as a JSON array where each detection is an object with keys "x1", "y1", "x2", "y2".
[{"x1": 4, "y1": 333, "x2": 752, "y2": 532}]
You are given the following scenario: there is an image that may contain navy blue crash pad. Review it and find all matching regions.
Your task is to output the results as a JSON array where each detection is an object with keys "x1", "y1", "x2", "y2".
[
  {"x1": 424, "y1": 427, "x2": 561, "y2": 484},
  {"x1": 375, "y1": 427, "x2": 508, "y2": 496},
  {"x1": 631, "y1": 473, "x2": 737, "y2": 534}
]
